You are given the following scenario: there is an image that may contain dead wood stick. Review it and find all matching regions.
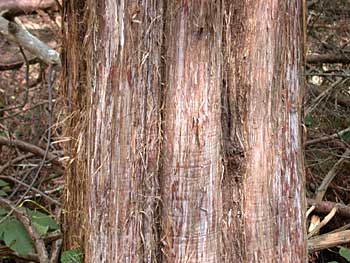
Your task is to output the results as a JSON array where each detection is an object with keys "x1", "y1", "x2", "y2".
[
  {"x1": 308, "y1": 198, "x2": 350, "y2": 219},
  {"x1": 0, "y1": 0, "x2": 57, "y2": 15},
  {"x1": 305, "y1": 126, "x2": 350, "y2": 146},
  {"x1": 0, "y1": 15, "x2": 60, "y2": 66},
  {"x1": 308, "y1": 206, "x2": 338, "y2": 238},
  {"x1": 0, "y1": 137, "x2": 60, "y2": 165},
  {"x1": 315, "y1": 148, "x2": 350, "y2": 201},
  {"x1": 307, "y1": 54, "x2": 350, "y2": 64},
  {"x1": 308, "y1": 230, "x2": 350, "y2": 252}
]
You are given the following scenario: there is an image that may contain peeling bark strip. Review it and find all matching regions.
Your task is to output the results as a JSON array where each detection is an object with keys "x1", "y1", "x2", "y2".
[
  {"x1": 161, "y1": 2, "x2": 222, "y2": 262},
  {"x1": 226, "y1": 0, "x2": 307, "y2": 262}
]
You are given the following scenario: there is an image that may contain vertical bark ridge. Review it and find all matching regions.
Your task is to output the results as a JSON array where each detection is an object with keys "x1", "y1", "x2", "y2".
[
  {"x1": 64, "y1": 0, "x2": 164, "y2": 262},
  {"x1": 161, "y1": 1, "x2": 223, "y2": 262},
  {"x1": 226, "y1": 0, "x2": 307, "y2": 262}
]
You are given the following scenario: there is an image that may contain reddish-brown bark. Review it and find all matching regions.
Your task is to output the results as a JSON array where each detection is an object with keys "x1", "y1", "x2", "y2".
[
  {"x1": 224, "y1": 0, "x2": 307, "y2": 262},
  {"x1": 63, "y1": 0, "x2": 307, "y2": 262},
  {"x1": 161, "y1": 2, "x2": 223, "y2": 262},
  {"x1": 63, "y1": 0, "x2": 164, "y2": 262}
]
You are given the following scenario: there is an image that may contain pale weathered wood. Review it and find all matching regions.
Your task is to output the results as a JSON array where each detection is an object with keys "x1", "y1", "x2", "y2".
[
  {"x1": 308, "y1": 230, "x2": 350, "y2": 252},
  {"x1": 0, "y1": 16, "x2": 60, "y2": 66},
  {"x1": 0, "y1": 0, "x2": 57, "y2": 14}
]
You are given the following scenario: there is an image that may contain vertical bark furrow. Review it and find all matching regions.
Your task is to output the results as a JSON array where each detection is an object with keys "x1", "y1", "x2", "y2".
[
  {"x1": 62, "y1": 0, "x2": 89, "y2": 251},
  {"x1": 221, "y1": 1, "x2": 248, "y2": 261},
  {"x1": 161, "y1": 2, "x2": 222, "y2": 262}
]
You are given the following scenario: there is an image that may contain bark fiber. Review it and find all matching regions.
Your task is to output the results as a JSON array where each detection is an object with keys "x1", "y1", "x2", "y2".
[
  {"x1": 224, "y1": 0, "x2": 307, "y2": 262},
  {"x1": 161, "y1": 1, "x2": 222, "y2": 262},
  {"x1": 63, "y1": 0, "x2": 307, "y2": 262}
]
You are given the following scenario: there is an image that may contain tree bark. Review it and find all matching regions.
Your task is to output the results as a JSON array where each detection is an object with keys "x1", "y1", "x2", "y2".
[
  {"x1": 63, "y1": 0, "x2": 307, "y2": 262},
  {"x1": 224, "y1": 0, "x2": 307, "y2": 262},
  {"x1": 161, "y1": 2, "x2": 222, "y2": 262},
  {"x1": 63, "y1": 0, "x2": 164, "y2": 262}
]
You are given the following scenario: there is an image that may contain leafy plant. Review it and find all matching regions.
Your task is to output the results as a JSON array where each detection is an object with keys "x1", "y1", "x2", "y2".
[
  {"x1": 328, "y1": 247, "x2": 350, "y2": 263},
  {"x1": 0, "y1": 215, "x2": 33, "y2": 256},
  {"x1": 340, "y1": 131, "x2": 350, "y2": 142},
  {"x1": 339, "y1": 247, "x2": 350, "y2": 262},
  {"x1": 0, "y1": 207, "x2": 59, "y2": 256},
  {"x1": 61, "y1": 249, "x2": 83, "y2": 263},
  {"x1": 0, "y1": 179, "x2": 11, "y2": 197}
]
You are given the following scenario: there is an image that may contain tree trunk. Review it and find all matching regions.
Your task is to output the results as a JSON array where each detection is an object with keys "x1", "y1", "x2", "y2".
[
  {"x1": 62, "y1": 0, "x2": 307, "y2": 262},
  {"x1": 223, "y1": 0, "x2": 307, "y2": 262},
  {"x1": 160, "y1": 2, "x2": 222, "y2": 262}
]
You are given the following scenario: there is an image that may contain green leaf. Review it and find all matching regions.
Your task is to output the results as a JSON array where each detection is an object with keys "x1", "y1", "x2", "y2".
[
  {"x1": 26, "y1": 209, "x2": 59, "y2": 231},
  {"x1": 339, "y1": 247, "x2": 350, "y2": 262},
  {"x1": 0, "y1": 179, "x2": 9, "y2": 187},
  {"x1": 0, "y1": 217, "x2": 34, "y2": 256},
  {"x1": 339, "y1": 131, "x2": 350, "y2": 142},
  {"x1": 0, "y1": 190, "x2": 8, "y2": 197},
  {"x1": 61, "y1": 249, "x2": 83, "y2": 263},
  {"x1": 0, "y1": 208, "x2": 8, "y2": 216},
  {"x1": 305, "y1": 115, "x2": 314, "y2": 127},
  {"x1": 327, "y1": 261, "x2": 339, "y2": 263},
  {"x1": 33, "y1": 221, "x2": 49, "y2": 236}
]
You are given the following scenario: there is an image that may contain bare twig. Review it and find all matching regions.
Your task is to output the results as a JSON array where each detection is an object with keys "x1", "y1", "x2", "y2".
[
  {"x1": 305, "y1": 126, "x2": 350, "y2": 146},
  {"x1": 0, "y1": 56, "x2": 40, "y2": 71},
  {"x1": 0, "y1": 153, "x2": 33, "y2": 174},
  {"x1": 305, "y1": 78, "x2": 348, "y2": 116},
  {"x1": 307, "y1": 83, "x2": 350, "y2": 107},
  {"x1": 315, "y1": 148, "x2": 350, "y2": 201},
  {"x1": 307, "y1": 54, "x2": 350, "y2": 64},
  {"x1": 0, "y1": 175, "x2": 60, "y2": 205},
  {"x1": 0, "y1": 137, "x2": 60, "y2": 165}
]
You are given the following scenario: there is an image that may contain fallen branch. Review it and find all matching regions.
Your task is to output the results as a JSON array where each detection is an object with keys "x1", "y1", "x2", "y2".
[
  {"x1": 308, "y1": 83, "x2": 350, "y2": 108},
  {"x1": 305, "y1": 126, "x2": 350, "y2": 146},
  {"x1": 0, "y1": 0, "x2": 57, "y2": 15},
  {"x1": 0, "y1": 56, "x2": 40, "y2": 71},
  {"x1": 308, "y1": 230, "x2": 350, "y2": 252},
  {"x1": 307, "y1": 54, "x2": 350, "y2": 64},
  {"x1": 0, "y1": 15, "x2": 60, "y2": 66},
  {"x1": 315, "y1": 148, "x2": 350, "y2": 201},
  {"x1": 0, "y1": 175, "x2": 60, "y2": 205},
  {"x1": 0, "y1": 137, "x2": 60, "y2": 165},
  {"x1": 0, "y1": 153, "x2": 34, "y2": 174},
  {"x1": 308, "y1": 198, "x2": 350, "y2": 218},
  {"x1": 308, "y1": 206, "x2": 337, "y2": 238}
]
